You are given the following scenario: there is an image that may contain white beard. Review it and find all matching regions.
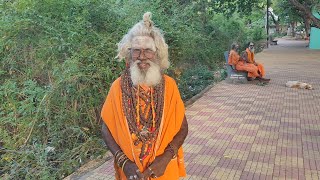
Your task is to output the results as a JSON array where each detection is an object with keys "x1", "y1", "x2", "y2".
[
  {"x1": 130, "y1": 60, "x2": 162, "y2": 86},
  {"x1": 250, "y1": 48, "x2": 255, "y2": 53}
]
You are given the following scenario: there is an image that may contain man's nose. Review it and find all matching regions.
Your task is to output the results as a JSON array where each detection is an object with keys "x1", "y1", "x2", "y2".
[{"x1": 138, "y1": 51, "x2": 147, "y2": 59}]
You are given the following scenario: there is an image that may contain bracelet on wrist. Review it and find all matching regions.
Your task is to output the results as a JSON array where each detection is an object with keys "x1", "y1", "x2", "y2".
[
  {"x1": 114, "y1": 150, "x2": 121, "y2": 157},
  {"x1": 115, "y1": 151, "x2": 130, "y2": 169},
  {"x1": 115, "y1": 150, "x2": 123, "y2": 160},
  {"x1": 121, "y1": 158, "x2": 130, "y2": 170},
  {"x1": 165, "y1": 143, "x2": 177, "y2": 159},
  {"x1": 117, "y1": 154, "x2": 126, "y2": 166}
]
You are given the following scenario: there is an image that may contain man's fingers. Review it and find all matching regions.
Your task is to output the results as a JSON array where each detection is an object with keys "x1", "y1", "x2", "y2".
[
  {"x1": 151, "y1": 174, "x2": 158, "y2": 179},
  {"x1": 142, "y1": 171, "x2": 149, "y2": 179},
  {"x1": 142, "y1": 167, "x2": 154, "y2": 177},
  {"x1": 135, "y1": 169, "x2": 144, "y2": 179}
]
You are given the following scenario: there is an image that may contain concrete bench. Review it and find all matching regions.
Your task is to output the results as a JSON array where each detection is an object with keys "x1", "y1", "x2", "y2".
[{"x1": 224, "y1": 51, "x2": 248, "y2": 83}]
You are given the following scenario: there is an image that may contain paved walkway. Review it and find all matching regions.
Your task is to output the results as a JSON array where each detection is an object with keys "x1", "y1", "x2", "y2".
[{"x1": 73, "y1": 39, "x2": 320, "y2": 180}]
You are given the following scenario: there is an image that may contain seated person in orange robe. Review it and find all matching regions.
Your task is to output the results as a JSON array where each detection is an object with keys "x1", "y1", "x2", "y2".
[
  {"x1": 228, "y1": 42, "x2": 270, "y2": 82},
  {"x1": 242, "y1": 42, "x2": 270, "y2": 81},
  {"x1": 101, "y1": 12, "x2": 188, "y2": 180}
]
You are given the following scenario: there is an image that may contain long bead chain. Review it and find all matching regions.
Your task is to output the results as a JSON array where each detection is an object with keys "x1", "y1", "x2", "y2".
[{"x1": 120, "y1": 69, "x2": 164, "y2": 162}]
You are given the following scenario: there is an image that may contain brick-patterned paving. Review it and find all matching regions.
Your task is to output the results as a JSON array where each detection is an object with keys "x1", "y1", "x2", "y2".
[{"x1": 74, "y1": 39, "x2": 320, "y2": 180}]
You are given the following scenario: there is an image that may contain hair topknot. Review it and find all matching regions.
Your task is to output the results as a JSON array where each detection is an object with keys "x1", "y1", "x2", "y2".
[{"x1": 143, "y1": 12, "x2": 153, "y2": 29}]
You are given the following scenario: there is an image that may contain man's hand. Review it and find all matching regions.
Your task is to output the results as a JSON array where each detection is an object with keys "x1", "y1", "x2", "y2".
[
  {"x1": 143, "y1": 117, "x2": 188, "y2": 178},
  {"x1": 123, "y1": 161, "x2": 145, "y2": 180},
  {"x1": 143, "y1": 152, "x2": 172, "y2": 178}
]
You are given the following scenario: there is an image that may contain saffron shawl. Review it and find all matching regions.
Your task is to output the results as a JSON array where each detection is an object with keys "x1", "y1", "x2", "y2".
[{"x1": 101, "y1": 75, "x2": 186, "y2": 180}]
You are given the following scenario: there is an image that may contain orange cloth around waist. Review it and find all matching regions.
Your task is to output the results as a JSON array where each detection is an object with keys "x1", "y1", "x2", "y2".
[{"x1": 101, "y1": 75, "x2": 186, "y2": 180}]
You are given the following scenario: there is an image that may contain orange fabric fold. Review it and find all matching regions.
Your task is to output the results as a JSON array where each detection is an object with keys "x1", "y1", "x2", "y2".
[
  {"x1": 245, "y1": 48, "x2": 255, "y2": 64},
  {"x1": 101, "y1": 75, "x2": 186, "y2": 180},
  {"x1": 228, "y1": 50, "x2": 240, "y2": 66},
  {"x1": 228, "y1": 50, "x2": 259, "y2": 78},
  {"x1": 235, "y1": 61, "x2": 258, "y2": 78},
  {"x1": 245, "y1": 48, "x2": 266, "y2": 77},
  {"x1": 256, "y1": 64, "x2": 265, "y2": 77}
]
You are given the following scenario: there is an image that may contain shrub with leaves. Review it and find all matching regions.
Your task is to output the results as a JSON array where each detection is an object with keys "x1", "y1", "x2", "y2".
[
  {"x1": 178, "y1": 65, "x2": 215, "y2": 101},
  {"x1": 1, "y1": 0, "x2": 264, "y2": 179},
  {"x1": 1, "y1": 0, "x2": 124, "y2": 178}
]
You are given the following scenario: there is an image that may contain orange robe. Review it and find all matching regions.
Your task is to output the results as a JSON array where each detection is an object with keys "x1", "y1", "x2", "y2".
[
  {"x1": 101, "y1": 75, "x2": 186, "y2": 180},
  {"x1": 228, "y1": 49, "x2": 260, "y2": 78},
  {"x1": 245, "y1": 48, "x2": 265, "y2": 77}
]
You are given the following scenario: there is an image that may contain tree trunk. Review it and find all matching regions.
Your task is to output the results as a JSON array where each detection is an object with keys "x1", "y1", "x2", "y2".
[
  {"x1": 270, "y1": 12, "x2": 280, "y2": 33},
  {"x1": 304, "y1": 16, "x2": 311, "y2": 37},
  {"x1": 288, "y1": 0, "x2": 320, "y2": 29},
  {"x1": 291, "y1": 22, "x2": 296, "y2": 37}
]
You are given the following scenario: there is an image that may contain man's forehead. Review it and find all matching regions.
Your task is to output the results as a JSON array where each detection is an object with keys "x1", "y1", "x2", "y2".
[
  {"x1": 131, "y1": 36, "x2": 156, "y2": 50},
  {"x1": 250, "y1": 43, "x2": 254, "y2": 45}
]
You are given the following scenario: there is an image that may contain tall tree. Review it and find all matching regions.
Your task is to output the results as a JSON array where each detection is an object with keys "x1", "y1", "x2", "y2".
[
  {"x1": 288, "y1": 0, "x2": 320, "y2": 30},
  {"x1": 268, "y1": 7, "x2": 281, "y2": 33},
  {"x1": 274, "y1": 0, "x2": 302, "y2": 36},
  {"x1": 177, "y1": 0, "x2": 262, "y2": 16}
]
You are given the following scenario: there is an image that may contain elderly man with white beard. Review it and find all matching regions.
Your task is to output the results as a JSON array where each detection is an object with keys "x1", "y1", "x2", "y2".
[
  {"x1": 242, "y1": 42, "x2": 270, "y2": 81},
  {"x1": 100, "y1": 12, "x2": 188, "y2": 180}
]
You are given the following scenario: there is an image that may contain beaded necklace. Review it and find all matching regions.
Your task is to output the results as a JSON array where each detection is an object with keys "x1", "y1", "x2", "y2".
[{"x1": 120, "y1": 69, "x2": 164, "y2": 163}]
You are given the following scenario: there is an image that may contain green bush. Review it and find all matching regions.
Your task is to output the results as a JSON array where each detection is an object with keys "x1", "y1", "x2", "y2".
[
  {"x1": 1, "y1": 0, "x2": 122, "y2": 178},
  {"x1": 178, "y1": 65, "x2": 215, "y2": 101},
  {"x1": 1, "y1": 0, "x2": 263, "y2": 179},
  {"x1": 251, "y1": 26, "x2": 266, "y2": 41}
]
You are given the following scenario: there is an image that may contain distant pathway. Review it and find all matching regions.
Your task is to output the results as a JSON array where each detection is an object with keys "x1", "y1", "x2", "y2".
[{"x1": 71, "y1": 39, "x2": 320, "y2": 180}]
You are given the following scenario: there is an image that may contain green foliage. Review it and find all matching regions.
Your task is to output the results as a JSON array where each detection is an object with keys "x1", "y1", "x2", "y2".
[
  {"x1": 220, "y1": 69, "x2": 228, "y2": 80},
  {"x1": 274, "y1": 0, "x2": 319, "y2": 26},
  {"x1": 178, "y1": 0, "x2": 263, "y2": 17},
  {"x1": 1, "y1": 0, "x2": 121, "y2": 178},
  {"x1": 250, "y1": 25, "x2": 267, "y2": 41},
  {"x1": 178, "y1": 65, "x2": 214, "y2": 101},
  {"x1": 1, "y1": 0, "x2": 264, "y2": 179},
  {"x1": 275, "y1": 0, "x2": 302, "y2": 24}
]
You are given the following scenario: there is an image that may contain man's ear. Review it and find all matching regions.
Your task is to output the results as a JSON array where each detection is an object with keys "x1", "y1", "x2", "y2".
[{"x1": 125, "y1": 57, "x2": 130, "y2": 68}]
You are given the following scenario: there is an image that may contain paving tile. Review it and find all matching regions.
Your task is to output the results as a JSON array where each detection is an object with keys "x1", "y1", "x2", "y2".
[
  {"x1": 232, "y1": 135, "x2": 255, "y2": 144},
  {"x1": 223, "y1": 149, "x2": 250, "y2": 161},
  {"x1": 209, "y1": 167, "x2": 242, "y2": 180},
  {"x1": 192, "y1": 154, "x2": 220, "y2": 166}
]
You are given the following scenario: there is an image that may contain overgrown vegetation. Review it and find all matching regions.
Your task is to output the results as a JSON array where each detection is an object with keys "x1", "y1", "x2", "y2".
[{"x1": 1, "y1": 0, "x2": 266, "y2": 179}]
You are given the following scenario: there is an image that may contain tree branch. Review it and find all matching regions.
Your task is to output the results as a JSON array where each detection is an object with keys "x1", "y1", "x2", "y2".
[{"x1": 288, "y1": 0, "x2": 320, "y2": 28}]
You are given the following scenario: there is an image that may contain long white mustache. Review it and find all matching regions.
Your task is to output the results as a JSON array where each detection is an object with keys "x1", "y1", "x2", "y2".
[{"x1": 130, "y1": 60, "x2": 162, "y2": 86}]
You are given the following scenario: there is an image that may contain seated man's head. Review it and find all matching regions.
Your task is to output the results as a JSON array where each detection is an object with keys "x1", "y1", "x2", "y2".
[
  {"x1": 117, "y1": 12, "x2": 169, "y2": 87},
  {"x1": 248, "y1": 42, "x2": 255, "y2": 53},
  {"x1": 231, "y1": 42, "x2": 239, "y2": 51}
]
